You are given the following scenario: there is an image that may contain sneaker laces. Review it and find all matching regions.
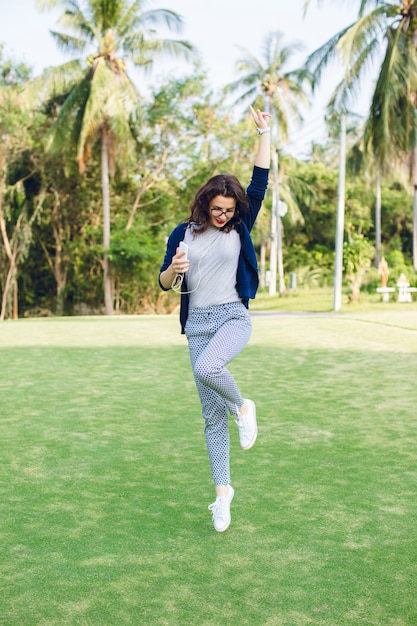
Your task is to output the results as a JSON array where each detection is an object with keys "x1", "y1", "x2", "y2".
[
  {"x1": 236, "y1": 410, "x2": 250, "y2": 435},
  {"x1": 208, "y1": 496, "x2": 229, "y2": 521}
]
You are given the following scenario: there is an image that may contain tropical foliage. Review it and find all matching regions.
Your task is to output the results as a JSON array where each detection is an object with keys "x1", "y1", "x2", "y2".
[
  {"x1": 304, "y1": 0, "x2": 417, "y2": 269},
  {"x1": 31, "y1": 0, "x2": 193, "y2": 314},
  {"x1": 225, "y1": 31, "x2": 311, "y2": 295},
  {"x1": 1, "y1": 3, "x2": 417, "y2": 320}
]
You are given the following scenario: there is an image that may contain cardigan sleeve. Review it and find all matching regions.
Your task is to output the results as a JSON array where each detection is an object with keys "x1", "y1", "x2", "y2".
[
  {"x1": 158, "y1": 223, "x2": 187, "y2": 291},
  {"x1": 244, "y1": 166, "x2": 269, "y2": 232}
]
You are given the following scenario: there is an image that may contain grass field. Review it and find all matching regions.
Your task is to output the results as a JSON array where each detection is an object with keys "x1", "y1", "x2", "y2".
[{"x1": 1, "y1": 308, "x2": 417, "y2": 625}]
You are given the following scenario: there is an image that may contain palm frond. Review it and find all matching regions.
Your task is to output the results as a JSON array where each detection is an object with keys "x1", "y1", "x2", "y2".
[
  {"x1": 305, "y1": 4, "x2": 385, "y2": 92},
  {"x1": 35, "y1": 0, "x2": 61, "y2": 10},
  {"x1": 128, "y1": 36, "x2": 194, "y2": 68},
  {"x1": 359, "y1": 0, "x2": 387, "y2": 16},
  {"x1": 305, "y1": 25, "x2": 355, "y2": 89},
  {"x1": 46, "y1": 75, "x2": 91, "y2": 154},
  {"x1": 57, "y1": 2, "x2": 98, "y2": 42},
  {"x1": 278, "y1": 185, "x2": 305, "y2": 225},
  {"x1": 49, "y1": 30, "x2": 89, "y2": 54},
  {"x1": 76, "y1": 58, "x2": 139, "y2": 165},
  {"x1": 35, "y1": 0, "x2": 195, "y2": 175},
  {"x1": 274, "y1": 155, "x2": 310, "y2": 224},
  {"x1": 327, "y1": 27, "x2": 380, "y2": 113},
  {"x1": 262, "y1": 31, "x2": 304, "y2": 69},
  {"x1": 335, "y1": 5, "x2": 386, "y2": 62},
  {"x1": 135, "y1": 8, "x2": 184, "y2": 33},
  {"x1": 89, "y1": 0, "x2": 124, "y2": 30},
  {"x1": 365, "y1": 24, "x2": 417, "y2": 165},
  {"x1": 116, "y1": 0, "x2": 148, "y2": 38},
  {"x1": 233, "y1": 46, "x2": 264, "y2": 75},
  {"x1": 224, "y1": 31, "x2": 310, "y2": 145},
  {"x1": 23, "y1": 59, "x2": 84, "y2": 108}
]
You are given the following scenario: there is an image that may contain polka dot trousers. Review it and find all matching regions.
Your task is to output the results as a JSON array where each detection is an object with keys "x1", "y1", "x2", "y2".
[{"x1": 185, "y1": 302, "x2": 252, "y2": 486}]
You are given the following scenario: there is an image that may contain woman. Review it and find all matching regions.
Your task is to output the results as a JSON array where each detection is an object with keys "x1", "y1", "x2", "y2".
[{"x1": 159, "y1": 106, "x2": 271, "y2": 532}]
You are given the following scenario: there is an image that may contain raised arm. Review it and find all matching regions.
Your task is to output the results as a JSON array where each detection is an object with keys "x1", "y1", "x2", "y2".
[{"x1": 249, "y1": 105, "x2": 271, "y2": 169}]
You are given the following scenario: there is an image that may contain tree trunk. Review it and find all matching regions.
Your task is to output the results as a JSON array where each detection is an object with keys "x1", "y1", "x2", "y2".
[
  {"x1": 268, "y1": 96, "x2": 277, "y2": 296},
  {"x1": 101, "y1": 127, "x2": 113, "y2": 315},
  {"x1": 374, "y1": 169, "x2": 381, "y2": 267},
  {"x1": 333, "y1": 114, "x2": 346, "y2": 312},
  {"x1": 50, "y1": 189, "x2": 67, "y2": 315},
  {"x1": 0, "y1": 140, "x2": 44, "y2": 321},
  {"x1": 13, "y1": 278, "x2": 18, "y2": 320},
  {"x1": 259, "y1": 240, "x2": 266, "y2": 288},
  {"x1": 277, "y1": 208, "x2": 285, "y2": 294},
  {"x1": 0, "y1": 251, "x2": 16, "y2": 322},
  {"x1": 413, "y1": 145, "x2": 417, "y2": 271},
  {"x1": 0, "y1": 194, "x2": 17, "y2": 322},
  {"x1": 268, "y1": 108, "x2": 285, "y2": 296},
  {"x1": 269, "y1": 198, "x2": 277, "y2": 296}
]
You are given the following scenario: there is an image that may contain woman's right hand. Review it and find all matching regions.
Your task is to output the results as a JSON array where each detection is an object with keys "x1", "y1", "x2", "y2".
[
  {"x1": 171, "y1": 247, "x2": 190, "y2": 274},
  {"x1": 249, "y1": 104, "x2": 271, "y2": 130}
]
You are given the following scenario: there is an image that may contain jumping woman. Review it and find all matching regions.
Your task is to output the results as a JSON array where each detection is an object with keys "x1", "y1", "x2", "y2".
[{"x1": 159, "y1": 105, "x2": 271, "y2": 532}]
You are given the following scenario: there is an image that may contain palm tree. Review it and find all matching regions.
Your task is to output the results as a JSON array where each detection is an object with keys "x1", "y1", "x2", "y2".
[
  {"x1": 304, "y1": 0, "x2": 417, "y2": 270},
  {"x1": 33, "y1": 0, "x2": 193, "y2": 314},
  {"x1": 225, "y1": 31, "x2": 310, "y2": 294}
]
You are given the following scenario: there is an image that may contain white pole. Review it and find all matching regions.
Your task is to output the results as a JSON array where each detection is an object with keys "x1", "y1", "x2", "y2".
[
  {"x1": 274, "y1": 147, "x2": 285, "y2": 295},
  {"x1": 333, "y1": 114, "x2": 346, "y2": 311},
  {"x1": 269, "y1": 183, "x2": 277, "y2": 296},
  {"x1": 269, "y1": 112, "x2": 279, "y2": 296}
]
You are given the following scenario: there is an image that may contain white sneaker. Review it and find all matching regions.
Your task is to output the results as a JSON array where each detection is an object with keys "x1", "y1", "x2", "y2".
[
  {"x1": 208, "y1": 485, "x2": 235, "y2": 532},
  {"x1": 235, "y1": 399, "x2": 257, "y2": 450}
]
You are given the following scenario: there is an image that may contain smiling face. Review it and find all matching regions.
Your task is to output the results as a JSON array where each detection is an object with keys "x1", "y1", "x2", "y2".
[{"x1": 209, "y1": 195, "x2": 237, "y2": 229}]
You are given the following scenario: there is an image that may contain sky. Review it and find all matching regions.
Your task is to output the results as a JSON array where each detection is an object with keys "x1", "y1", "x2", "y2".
[{"x1": 0, "y1": 0, "x2": 374, "y2": 158}]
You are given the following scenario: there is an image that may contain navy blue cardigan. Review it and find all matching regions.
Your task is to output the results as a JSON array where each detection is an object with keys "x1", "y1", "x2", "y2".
[{"x1": 159, "y1": 165, "x2": 269, "y2": 333}]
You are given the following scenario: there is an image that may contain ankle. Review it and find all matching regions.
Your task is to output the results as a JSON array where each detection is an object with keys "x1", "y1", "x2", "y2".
[{"x1": 215, "y1": 484, "x2": 230, "y2": 498}]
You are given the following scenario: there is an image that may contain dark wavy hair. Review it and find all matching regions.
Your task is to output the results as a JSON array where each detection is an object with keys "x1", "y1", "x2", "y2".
[{"x1": 186, "y1": 174, "x2": 249, "y2": 234}]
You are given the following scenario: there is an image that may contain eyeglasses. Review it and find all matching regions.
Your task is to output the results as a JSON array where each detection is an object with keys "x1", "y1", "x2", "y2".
[{"x1": 210, "y1": 207, "x2": 236, "y2": 218}]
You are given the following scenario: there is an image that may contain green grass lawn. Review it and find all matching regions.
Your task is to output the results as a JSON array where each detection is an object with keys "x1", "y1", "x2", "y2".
[
  {"x1": 1, "y1": 310, "x2": 416, "y2": 625},
  {"x1": 252, "y1": 286, "x2": 417, "y2": 314}
]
